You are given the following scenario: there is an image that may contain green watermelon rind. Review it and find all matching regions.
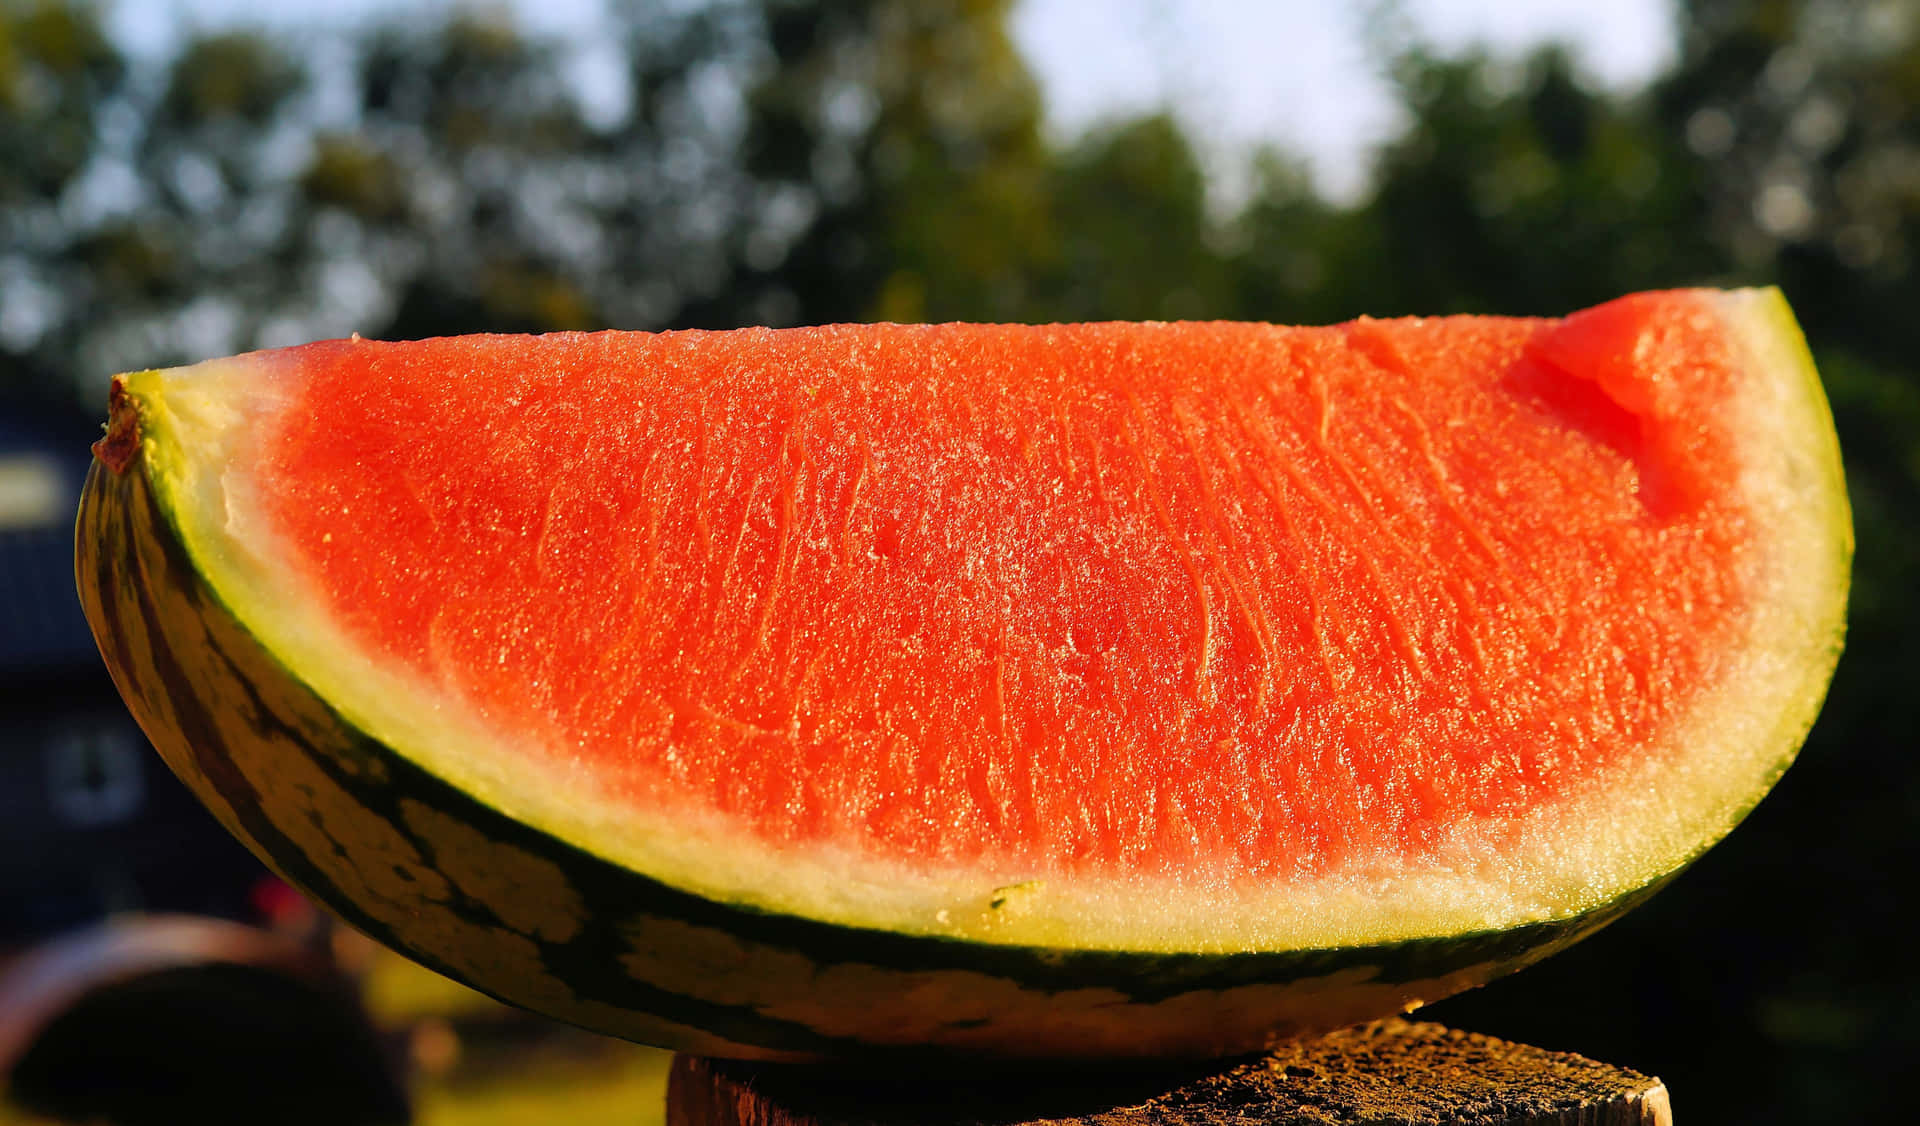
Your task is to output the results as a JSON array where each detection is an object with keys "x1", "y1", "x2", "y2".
[{"x1": 75, "y1": 288, "x2": 1848, "y2": 1058}]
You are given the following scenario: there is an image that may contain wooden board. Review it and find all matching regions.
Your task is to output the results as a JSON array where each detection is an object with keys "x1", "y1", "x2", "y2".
[{"x1": 667, "y1": 1020, "x2": 1672, "y2": 1126}]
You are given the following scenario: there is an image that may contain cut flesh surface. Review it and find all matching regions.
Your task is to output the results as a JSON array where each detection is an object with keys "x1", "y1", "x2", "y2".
[{"x1": 103, "y1": 289, "x2": 1849, "y2": 956}]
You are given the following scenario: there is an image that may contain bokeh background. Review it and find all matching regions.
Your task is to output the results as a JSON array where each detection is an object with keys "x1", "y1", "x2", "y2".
[{"x1": 2, "y1": 0, "x2": 1915, "y2": 1123}]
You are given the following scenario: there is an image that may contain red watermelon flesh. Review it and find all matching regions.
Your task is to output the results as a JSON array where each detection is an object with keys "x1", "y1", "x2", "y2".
[{"x1": 236, "y1": 292, "x2": 1743, "y2": 889}]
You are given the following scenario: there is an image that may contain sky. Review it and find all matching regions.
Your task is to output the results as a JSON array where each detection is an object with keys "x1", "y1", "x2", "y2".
[
  {"x1": 1012, "y1": 0, "x2": 1674, "y2": 199},
  {"x1": 117, "y1": 0, "x2": 1676, "y2": 202}
]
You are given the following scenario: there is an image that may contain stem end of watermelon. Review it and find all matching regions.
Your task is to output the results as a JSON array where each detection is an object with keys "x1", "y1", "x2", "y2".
[{"x1": 94, "y1": 373, "x2": 149, "y2": 476}]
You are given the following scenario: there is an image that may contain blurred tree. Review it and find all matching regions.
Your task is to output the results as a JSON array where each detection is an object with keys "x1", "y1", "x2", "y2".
[
  {"x1": 0, "y1": 1, "x2": 789, "y2": 392},
  {"x1": 734, "y1": 1, "x2": 1245, "y2": 326},
  {"x1": 1225, "y1": 149, "x2": 1378, "y2": 325},
  {"x1": 0, "y1": 0, "x2": 126, "y2": 399},
  {"x1": 320, "y1": 10, "x2": 607, "y2": 337},
  {"x1": 1, "y1": 0, "x2": 1245, "y2": 389},
  {"x1": 1029, "y1": 113, "x2": 1228, "y2": 322},
  {"x1": 0, "y1": 0, "x2": 122, "y2": 204},
  {"x1": 0, "y1": 12, "x2": 311, "y2": 397},
  {"x1": 1658, "y1": 0, "x2": 1920, "y2": 342},
  {"x1": 734, "y1": 0, "x2": 1056, "y2": 325},
  {"x1": 1346, "y1": 44, "x2": 1722, "y2": 317}
]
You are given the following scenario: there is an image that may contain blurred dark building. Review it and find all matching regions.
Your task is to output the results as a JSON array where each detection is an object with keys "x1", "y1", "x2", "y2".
[{"x1": 0, "y1": 396, "x2": 266, "y2": 945}]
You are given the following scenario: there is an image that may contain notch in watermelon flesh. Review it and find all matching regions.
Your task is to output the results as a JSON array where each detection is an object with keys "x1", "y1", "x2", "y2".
[{"x1": 76, "y1": 288, "x2": 1849, "y2": 1059}]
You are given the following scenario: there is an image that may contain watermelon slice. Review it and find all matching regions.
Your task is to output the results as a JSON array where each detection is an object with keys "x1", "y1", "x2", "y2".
[{"x1": 75, "y1": 288, "x2": 1848, "y2": 1060}]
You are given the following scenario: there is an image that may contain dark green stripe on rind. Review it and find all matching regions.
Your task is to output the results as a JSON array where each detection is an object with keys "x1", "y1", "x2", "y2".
[{"x1": 76, "y1": 454, "x2": 1659, "y2": 1061}]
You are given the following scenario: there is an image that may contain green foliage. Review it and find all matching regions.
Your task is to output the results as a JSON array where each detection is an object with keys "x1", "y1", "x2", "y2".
[
  {"x1": 737, "y1": 0, "x2": 1056, "y2": 324},
  {"x1": 1221, "y1": 150, "x2": 1369, "y2": 325},
  {"x1": 1822, "y1": 349, "x2": 1920, "y2": 629},
  {"x1": 159, "y1": 31, "x2": 300, "y2": 127},
  {"x1": 1359, "y1": 45, "x2": 1723, "y2": 317},
  {"x1": 0, "y1": 0, "x2": 120, "y2": 201},
  {"x1": 1027, "y1": 113, "x2": 1226, "y2": 322}
]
